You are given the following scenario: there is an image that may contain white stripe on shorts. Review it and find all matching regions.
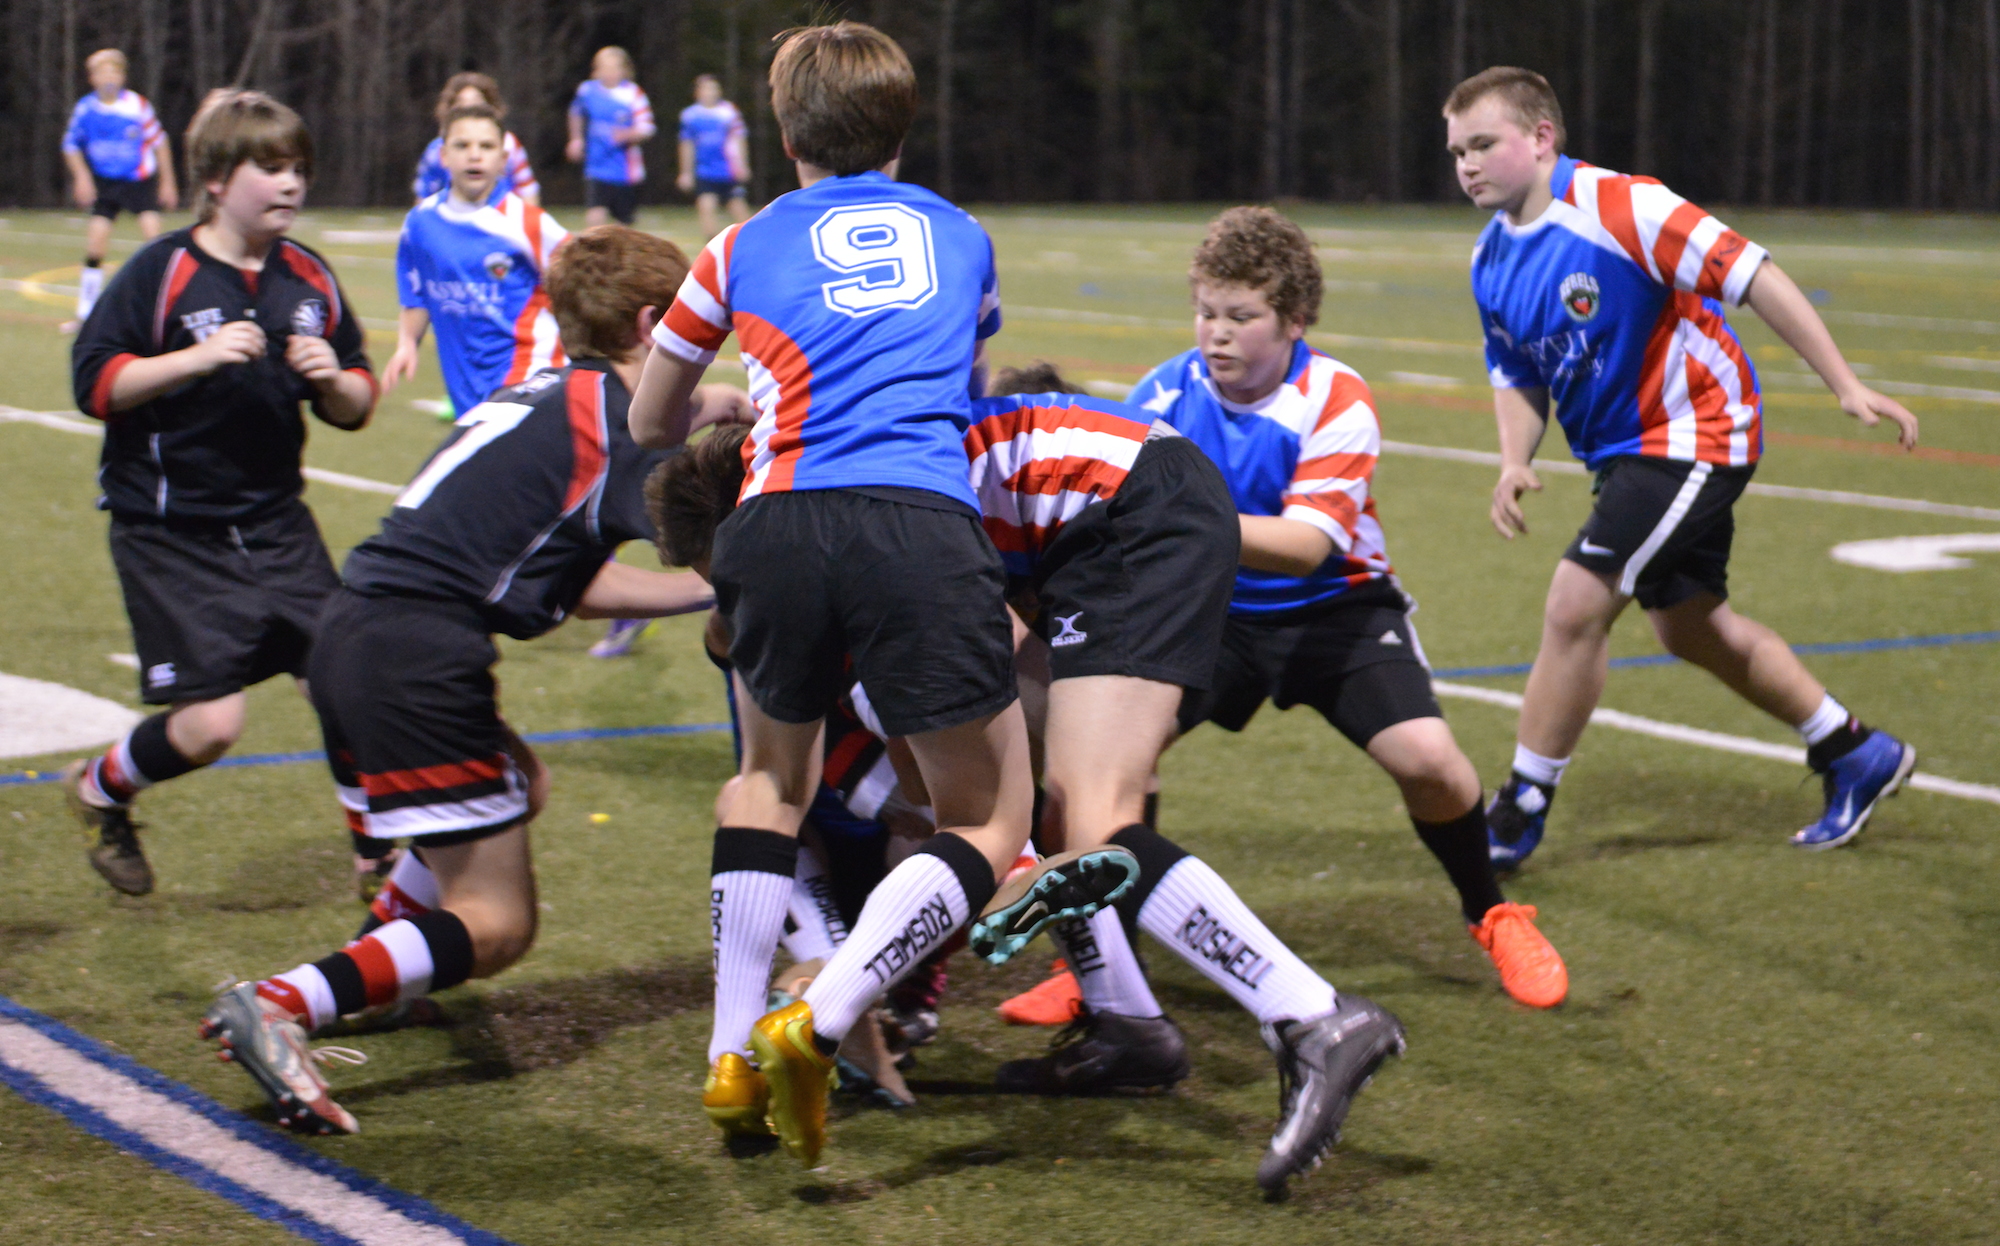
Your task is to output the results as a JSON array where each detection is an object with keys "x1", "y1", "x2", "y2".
[{"x1": 1618, "y1": 461, "x2": 1713, "y2": 598}]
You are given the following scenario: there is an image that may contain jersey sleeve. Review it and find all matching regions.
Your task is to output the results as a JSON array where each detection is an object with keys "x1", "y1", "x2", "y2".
[
  {"x1": 568, "y1": 84, "x2": 588, "y2": 118},
  {"x1": 532, "y1": 205, "x2": 568, "y2": 269},
  {"x1": 976, "y1": 231, "x2": 1002, "y2": 340},
  {"x1": 677, "y1": 106, "x2": 696, "y2": 142},
  {"x1": 1280, "y1": 370, "x2": 1380, "y2": 553},
  {"x1": 396, "y1": 222, "x2": 426, "y2": 310},
  {"x1": 651, "y1": 226, "x2": 737, "y2": 365},
  {"x1": 507, "y1": 138, "x2": 539, "y2": 199},
  {"x1": 71, "y1": 244, "x2": 169, "y2": 419},
  {"x1": 1578, "y1": 174, "x2": 1769, "y2": 306},
  {"x1": 61, "y1": 100, "x2": 86, "y2": 155},
  {"x1": 139, "y1": 97, "x2": 163, "y2": 150},
  {"x1": 629, "y1": 89, "x2": 657, "y2": 141},
  {"x1": 1481, "y1": 306, "x2": 1542, "y2": 390}
]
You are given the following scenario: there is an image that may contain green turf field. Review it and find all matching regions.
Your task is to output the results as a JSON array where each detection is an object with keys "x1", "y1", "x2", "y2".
[{"x1": 1, "y1": 202, "x2": 1997, "y2": 1245}]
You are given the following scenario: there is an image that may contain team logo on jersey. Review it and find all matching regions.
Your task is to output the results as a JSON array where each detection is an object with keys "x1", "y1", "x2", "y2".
[
  {"x1": 1559, "y1": 272, "x2": 1601, "y2": 323},
  {"x1": 289, "y1": 298, "x2": 327, "y2": 339},
  {"x1": 483, "y1": 251, "x2": 514, "y2": 281}
]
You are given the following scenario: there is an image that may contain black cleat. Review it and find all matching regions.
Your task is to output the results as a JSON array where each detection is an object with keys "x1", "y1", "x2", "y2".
[
  {"x1": 1256, "y1": 995, "x2": 1406, "y2": 1199},
  {"x1": 995, "y1": 1009, "x2": 1191, "y2": 1095},
  {"x1": 63, "y1": 760, "x2": 153, "y2": 896}
]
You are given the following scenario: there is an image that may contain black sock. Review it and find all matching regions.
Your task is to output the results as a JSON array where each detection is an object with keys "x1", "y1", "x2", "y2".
[
  {"x1": 128, "y1": 712, "x2": 203, "y2": 784},
  {"x1": 411, "y1": 910, "x2": 476, "y2": 992},
  {"x1": 1807, "y1": 719, "x2": 1872, "y2": 772},
  {"x1": 351, "y1": 830, "x2": 393, "y2": 860},
  {"x1": 1142, "y1": 791, "x2": 1158, "y2": 831},
  {"x1": 84, "y1": 256, "x2": 103, "y2": 268},
  {"x1": 1414, "y1": 803, "x2": 1507, "y2": 925},
  {"x1": 1108, "y1": 822, "x2": 1191, "y2": 945}
]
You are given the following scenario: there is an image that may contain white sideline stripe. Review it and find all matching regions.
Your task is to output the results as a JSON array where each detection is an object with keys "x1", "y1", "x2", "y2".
[
  {"x1": 0, "y1": 1018, "x2": 464, "y2": 1245},
  {"x1": 1432, "y1": 681, "x2": 2000, "y2": 806},
  {"x1": 0, "y1": 405, "x2": 401, "y2": 496},
  {"x1": 1378, "y1": 439, "x2": 2000, "y2": 523}
]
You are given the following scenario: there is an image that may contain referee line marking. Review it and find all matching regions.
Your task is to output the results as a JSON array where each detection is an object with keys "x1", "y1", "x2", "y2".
[
  {"x1": 0, "y1": 405, "x2": 402, "y2": 496},
  {"x1": 0, "y1": 994, "x2": 516, "y2": 1246},
  {"x1": 1432, "y1": 681, "x2": 2000, "y2": 806}
]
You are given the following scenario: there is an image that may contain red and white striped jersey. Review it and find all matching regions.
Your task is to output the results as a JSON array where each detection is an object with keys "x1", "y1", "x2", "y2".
[{"x1": 963, "y1": 391, "x2": 1155, "y2": 577}]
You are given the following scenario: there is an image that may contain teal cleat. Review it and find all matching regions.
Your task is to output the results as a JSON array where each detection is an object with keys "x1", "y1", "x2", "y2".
[{"x1": 969, "y1": 847, "x2": 1139, "y2": 965}]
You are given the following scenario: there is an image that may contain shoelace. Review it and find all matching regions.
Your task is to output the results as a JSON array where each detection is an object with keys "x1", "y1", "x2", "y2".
[{"x1": 310, "y1": 1045, "x2": 368, "y2": 1068}]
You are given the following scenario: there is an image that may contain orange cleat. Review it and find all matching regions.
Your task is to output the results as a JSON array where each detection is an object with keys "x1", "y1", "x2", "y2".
[
  {"x1": 1470, "y1": 902, "x2": 1568, "y2": 1008},
  {"x1": 996, "y1": 959, "x2": 1083, "y2": 1026}
]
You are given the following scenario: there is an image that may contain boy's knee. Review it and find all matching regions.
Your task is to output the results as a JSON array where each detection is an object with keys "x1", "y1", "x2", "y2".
[{"x1": 466, "y1": 907, "x2": 538, "y2": 978}]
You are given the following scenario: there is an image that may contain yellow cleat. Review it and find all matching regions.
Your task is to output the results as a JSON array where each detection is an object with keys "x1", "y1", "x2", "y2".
[
  {"x1": 702, "y1": 1052, "x2": 773, "y2": 1138},
  {"x1": 749, "y1": 1000, "x2": 833, "y2": 1166}
]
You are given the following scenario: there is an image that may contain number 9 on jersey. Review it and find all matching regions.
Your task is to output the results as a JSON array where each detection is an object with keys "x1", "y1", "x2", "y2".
[{"x1": 810, "y1": 203, "x2": 938, "y2": 317}]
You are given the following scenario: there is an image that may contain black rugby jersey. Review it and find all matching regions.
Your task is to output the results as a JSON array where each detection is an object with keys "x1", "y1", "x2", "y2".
[
  {"x1": 71, "y1": 227, "x2": 374, "y2": 522},
  {"x1": 342, "y1": 360, "x2": 669, "y2": 639}
]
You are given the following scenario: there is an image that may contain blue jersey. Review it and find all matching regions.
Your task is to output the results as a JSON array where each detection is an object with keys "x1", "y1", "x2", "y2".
[
  {"x1": 397, "y1": 192, "x2": 568, "y2": 414},
  {"x1": 63, "y1": 91, "x2": 163, "y2": 181},
  {"x1": 679, "y1": 101, "x2": 746, "y2": 182},
  {"x1": 1134, "y1": 342, "x2": 1393, "y2": 615},
  {"x1": 570, "y1": 80, "x2": 655, "y2": 185},
  {"x1": 410, "y1": 131, "x2": 539, "y2": 203},
  {"x1": 1472, "y1": 154, "x2": 1767, "y2": 469},
  {"x1": 652, "y1": 171, "x2": 1001, "y2": 509}
]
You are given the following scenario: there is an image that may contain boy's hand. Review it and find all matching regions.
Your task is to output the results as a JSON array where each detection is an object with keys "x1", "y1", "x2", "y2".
[
  {"x1": 565, "y1": 137, "x2": 584, "y2": 164},
  {"x1": 382, "y1": 341, "x2": 422, "y2": 393},
  {"x1": 676, "y1": 171, "x2": 695, "y2": 194},
  {"x1": 689, "y1": 384, "x2": 757, "y2": 433},
  {"x1": 73, "y1": 174, "x2": 97, "y2": 210},
  {"x1": 189, "y1": 321, "x2": 267, "y2": 374},
  {"x1": 1490, "y1": 463, "x2": 1543, "y2": 539},
  {"x1": 1837, "y1": 383, "x2": 1920, "y2": 451},
  {"x1": 284, "y1": 334, "x2": 344, "y2": 390}
]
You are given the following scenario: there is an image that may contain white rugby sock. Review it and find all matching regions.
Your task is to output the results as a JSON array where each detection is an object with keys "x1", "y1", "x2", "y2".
[
  {"x1": 708, "y1": 829, "x2": 799, "y2": 1064},
  {"x1": 1055, "y1": 908, "x2": 1162, "y2": 1019},
  {"x1": 782, "y1": 846, "x2": 847, "y2": 964},
  {"x1": 802, "y1": 834, "x2": 991, "y2": 1046},
  {"x1": 263, "y1": 965, "x2": 339, "y2": 1030},
  {"x1": 1512, "y1": 744, "x2": 1570, "y2": 788},
  {"x1": 1797, "y1": 694, "x2": 1852, "y2": 745},
  {"x1": 1135, "y1": 857, "x2": 1335, "y2": 1026},
  {"x1": 77, "y1": 263, "x2": 104, "y2": 320}
]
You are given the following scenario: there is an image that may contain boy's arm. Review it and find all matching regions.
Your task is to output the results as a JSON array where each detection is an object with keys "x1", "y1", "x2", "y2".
[
  {"x1": 565, "y1": 103, "x2": 585, "y2": 163},
  {"x1": 1744, "y1": 260, "x2": 1918, "y2": 450},
  {"x1": 619, "y1": 91, "x2": 656, "y2": 145},
  {"x1": 383, "y1": 306, "x2": 430, "y2": 392},
  {"x1": 677, "y1": 138, "x2": 694, "y2": 191},
  {"x1": 572, "y1": 562, "x2": 715, "y2": 619},
  {"x1": 152, "y1": 135, "x2": 178, "y2": 209},
  {"x1": 1239, "y1": 516, "x2": 1334, "y2": 577},
  {"x1": 63, "y1": 150, "x2": 96, "y2": 210},
  {"x1": 628, "y1": 345, "x2": 706, "y2": 449},
  {"x1": 1241, "y1": 372, "x2": 1380, "y2": 577},
  {"x1": 1490, "y1": 385, "x2": 1551, "y2": 539},
  {"x1": 292, "y1": 271, "x2": 378, "y2": 430}
]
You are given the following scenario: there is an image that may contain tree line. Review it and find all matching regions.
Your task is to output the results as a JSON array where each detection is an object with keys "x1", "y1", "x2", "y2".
[{"x1": 2, "y1": 0, "x2": 1993, "y2": 211}]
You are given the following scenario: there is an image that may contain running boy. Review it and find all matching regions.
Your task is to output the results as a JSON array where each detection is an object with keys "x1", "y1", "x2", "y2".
[
  {"x1": 677, "y1": 74, "x2": 751, "y2": 238},
  {"x1": 64, "y1": 90, "x2": 376, "y2": 897},
  {"x1": 385, "y1": 103, "x2": 567, "y2": 417},
  {"x1": 626, "y1": 22, "x2": 1136, "y2": 1168},
  {"x1": 1132, "y1": 207, "x2": 1568, "y2": 1008},
  {"x1": 62, "y1": 49, "x2": 178, "y2": 330},
  {"x1": 198, "y1": 226, "x2": 721, "y2": 1135},
  {"x1": 411, "y1": 73, "x2": 539, "y2": 205},
  {"x1": 567, "y1": 47, "x2": 655, "y2": 227},
  {"x1": 1442, "y1": 67, "x2": 1920, "y2": 865}
]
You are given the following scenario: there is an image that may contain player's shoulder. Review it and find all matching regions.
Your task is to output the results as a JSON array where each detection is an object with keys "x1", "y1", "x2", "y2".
[
  {"x1": 122, "y1": 227, "x2": 195, "y2": 276},
  {"x1": 488, "y1": 364, "x2": 573, "y2": 410},
  {"x1": 1132, "y1": 349, "x2": 1203, "y2": 414},
  {"x1": 1302, "y1": 348, "x2": 1376, "y2": 414}
]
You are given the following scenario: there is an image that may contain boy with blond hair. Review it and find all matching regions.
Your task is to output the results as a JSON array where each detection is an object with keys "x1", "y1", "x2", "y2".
[
  {"x1": 65, "y1": 90, "x2": 375, "y2": 896},
  {"x1": 567, "y1": 47, "x2": 655, "y2": 227},
  {"x1": 627, "y1": 21, "x2": 1136, "y2": 1168},
  {"x1": 199, "y1": 225, "x2": 723, "y2": 1135},
  {"x1": 1442, "y1": 67, "x2": 1918, "y2": 865},
  {"x1": 62, "y1": 49, "x2": 178, "y2": 329}
]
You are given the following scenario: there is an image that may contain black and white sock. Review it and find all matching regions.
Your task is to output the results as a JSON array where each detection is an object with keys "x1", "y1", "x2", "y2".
[
  {"x1": 1799, "y1": 694, "x2": 1870, "y2": 770},
  {"x1": 1054, "y1": 907, "x2": 1162, "y2": 1019},
  {"x1": 1111, "y1": 824, "x2": 1335, "y2": 1025},
  {"x1": 708, "y1": 827, "x2": 798, "y2": 1065},
  {"x1": 77, "y1": 258, "x2": 104, "y2": 321},
  {"x1": 801, "y1": 832, "x2": 995, "y2": 1048},
  {"x1": 781, "y1": 844, "x2": 847, "y2": 965}
]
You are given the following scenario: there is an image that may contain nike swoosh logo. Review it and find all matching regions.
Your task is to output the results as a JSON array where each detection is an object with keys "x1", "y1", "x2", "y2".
[
  {"x1": 1836, "y1": 792, "x2": 1855, "y2": 827},
  {"x1": 1578, "y1": 539, "x2": 1614, "y2": 556}
]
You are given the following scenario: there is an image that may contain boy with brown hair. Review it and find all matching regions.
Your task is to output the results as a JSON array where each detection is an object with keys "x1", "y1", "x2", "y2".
[
  {"x1": 1442, "y1": 67, "x2": 1918, "y2": 865},
  {"x1": 1131, "y1": 206, "x2": 1568, "y2": 1008},
  {"x1": 62, "y1": 48, "x2": 178, "y2": 330},
  {"x1": 65, "y1": 90, "x2": 375, "y2": 897},
  {"x1": 626, "y1": 21, "x2": 1136, "y2": 1168},
  {"x1": 199, "y1": 225, "x2": 730, "y2": 1135}
]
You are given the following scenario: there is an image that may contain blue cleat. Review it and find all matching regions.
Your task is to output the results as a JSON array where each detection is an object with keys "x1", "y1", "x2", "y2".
[
  {"x1": 1486, "y1": 774, "x2": 1553, "y2": 873},
  {"x1": 1792, "y1": 731, "x2": 1916, "y2": 851}
]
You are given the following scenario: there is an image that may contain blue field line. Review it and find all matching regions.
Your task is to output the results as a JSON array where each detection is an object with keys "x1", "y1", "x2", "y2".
[
  {"x1": 1429, "y1": 628, "x2": 2000, "y2": 681},
  {"x1": 0, "y1": 721, "x2": 731, "y2": 788},
  {"x1": 0, "y1": 993, "x2": 519, "y2": 1246}
]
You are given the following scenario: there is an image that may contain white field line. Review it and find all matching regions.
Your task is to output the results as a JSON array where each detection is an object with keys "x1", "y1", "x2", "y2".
[
  {"x1": 1432, "y1": 681, "x2": 2000, "y2": 806},
  {"x1": 0, "y1": 1017, "x2": 468, "y2": 1245},
  {"x1": 1378, "y1": 439, "x2": 2000, "y2": 523},
  {"x1": 1, "y1": 405, "x2": 400, "y2": 495}
]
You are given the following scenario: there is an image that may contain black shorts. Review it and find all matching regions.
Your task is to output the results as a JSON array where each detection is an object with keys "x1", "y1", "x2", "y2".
[
  {"x1": 1565, "y1": 455, "x2": 1755, "y2": 611},
  {"x1": 1026, "y1": 436, "x2": 1238, "y2": 688},
  {"x1": 309, "y1": 588, "x2": 528, "y2": 843},
  {"x1": 584, "y1": 178, "x2": 639, "y2": 224},
  {"x1": 109, "y1": 501, "x2": 339, "y2": 704},
  {"x1": 91, "y1": 177, "x2": 159, "y2": 219},
  {"x1": 1177, "y1": 581, "x2": 1444, "y2": 749},
  {"x1": 711, "y1": 488, "x2": 1016, "y2": 738},
  {"x1": 693, "y1": 177, "x2": 746, "y2": 201}
]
